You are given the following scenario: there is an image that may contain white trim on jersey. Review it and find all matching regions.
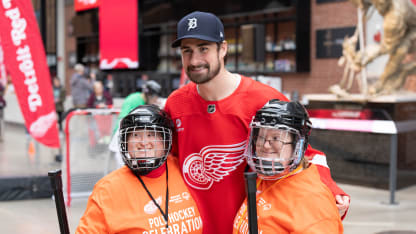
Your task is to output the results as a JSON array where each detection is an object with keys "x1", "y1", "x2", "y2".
[{"x1": 310, "y1": 154, "x2": 328, "y2": 168}]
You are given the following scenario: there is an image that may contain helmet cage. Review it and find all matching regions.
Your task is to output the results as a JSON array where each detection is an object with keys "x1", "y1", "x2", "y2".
[
  {"x1": 119, "y1": 125, "x2": 172, "y2": 175},
  {"x1": 246, "y1": 124, "x2": 306, "y2": 180}
]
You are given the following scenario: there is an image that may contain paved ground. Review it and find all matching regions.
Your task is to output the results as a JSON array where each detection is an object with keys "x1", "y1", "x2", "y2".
[{"x1": 0, "y1": 123, "x2": 415, "y2": 234}]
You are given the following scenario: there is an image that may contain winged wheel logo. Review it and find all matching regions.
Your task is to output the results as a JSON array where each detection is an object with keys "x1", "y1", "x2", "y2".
[{"x1": 183, "y1": 141, "x2": 246, "y2": 190}]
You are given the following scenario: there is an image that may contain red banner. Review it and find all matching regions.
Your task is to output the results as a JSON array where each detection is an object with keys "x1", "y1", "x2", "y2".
[
  {"x1": 0, "y1": 0, "x2": 60, "y2": 148},
  {"x1": 74, "y1": 0, "x2": 100, "y2": 12},
  {"x1": 99, "y1": 0, "x2": 138, "y2": 70}
]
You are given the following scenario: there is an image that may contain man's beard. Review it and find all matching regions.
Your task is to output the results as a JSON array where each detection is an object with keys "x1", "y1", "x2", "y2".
[{"x1": 186, "y1": 58, "x2": 221, "y2": 85}]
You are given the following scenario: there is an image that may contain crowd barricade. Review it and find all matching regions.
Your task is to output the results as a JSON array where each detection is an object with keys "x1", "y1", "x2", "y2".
[
  {"x1": 309, "y1": 108, "x2": 416, "y2": 204},
  {"x1": 63, "y1": 108, "x2": 120, "y2": 206}
]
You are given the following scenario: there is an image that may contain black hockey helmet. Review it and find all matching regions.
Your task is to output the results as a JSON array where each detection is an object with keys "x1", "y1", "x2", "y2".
[
  {"x1": 252, "y1": 99, "x2": 312, "y2": 137},
  {"x1": 119, "y1": 105, "x2": 174, "y2": 175},
  {"x1": 246, "y1": 99, "x2": 312, "y2": 180}
]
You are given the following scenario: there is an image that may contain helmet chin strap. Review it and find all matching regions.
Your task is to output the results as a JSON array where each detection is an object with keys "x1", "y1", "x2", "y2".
[
  {"x1": 274, "y1": 163, "x2": 304, "y2": 180},
  {"x1": 259, "y1": 160, "x2": 303, "y2": 180}
]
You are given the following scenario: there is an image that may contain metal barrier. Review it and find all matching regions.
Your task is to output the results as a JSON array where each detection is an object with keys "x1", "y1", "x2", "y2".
[
  {"x1": 63, "y1": 108, "x2": 120, "y2": 206},
  {"x1": 310, "y1": 116, "x2": 416, "y2": 204}
]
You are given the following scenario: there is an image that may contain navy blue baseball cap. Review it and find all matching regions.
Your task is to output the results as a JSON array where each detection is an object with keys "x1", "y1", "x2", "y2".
[{"x1": 171, "y1": 11, "x2": 225, "y2": 48}]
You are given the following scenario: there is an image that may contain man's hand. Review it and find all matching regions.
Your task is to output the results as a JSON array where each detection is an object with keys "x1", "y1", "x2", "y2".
[{"x1": 335, "y1": 195, "x2": 350, "y2": 217}]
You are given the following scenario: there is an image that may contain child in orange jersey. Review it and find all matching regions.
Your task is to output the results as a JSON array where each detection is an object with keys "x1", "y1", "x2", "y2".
[
  {"x1": 233, "y1": 100, "x2": 343, "y2": 234},
  {"x1": 77, "y1": 105, "x2": 203, "y2": 234}
]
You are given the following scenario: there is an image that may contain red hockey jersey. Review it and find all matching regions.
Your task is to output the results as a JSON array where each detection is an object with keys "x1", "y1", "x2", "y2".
[{"x1": 164, "y1": 75, "x2": 347, "y2": 234}]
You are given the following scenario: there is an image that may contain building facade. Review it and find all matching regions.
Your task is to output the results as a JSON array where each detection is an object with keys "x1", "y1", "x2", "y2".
[{"x1": 39, "y1": 0, "x2": 416, "y2": 100}]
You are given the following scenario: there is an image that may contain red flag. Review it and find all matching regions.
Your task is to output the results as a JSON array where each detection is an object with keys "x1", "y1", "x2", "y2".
[
  {"x1": 0, "y1": 0, "x2": 60, "y2": 148},
  {"x1": 74, "y1": 0, "x2": 100, "y2": 12},
  {"x1": 99, "y1": 0, "x2": 138, "y2": 70}
]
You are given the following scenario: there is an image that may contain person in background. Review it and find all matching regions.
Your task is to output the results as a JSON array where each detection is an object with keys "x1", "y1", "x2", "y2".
[
  {"x1": 164, "y1": 11, "x2": 350, "y2": 234},
  {"x1": 0, "y1": 82, "x2": 5, "y2": 108},
  {"x1": 0, "y1": 82, "x2": 6, "y2": 142},
  {"x1": 118, "y1": 79, "x2": 163, "y2": 118},
  {"x1": 233, "y1": 100, "x2": 343, "y2": 234},
  {"x1": 70, "y1": 63, "x2": 93, "y2": 108},
  {"x1": 105, "y1": 73, "x2": 114, "y2": 93},
  {"x1": 87, "y1": 80, "x2": 113, "y2": 108},
  {"x1": 109, "y1": 79, "x2": 164, "y2": 167},
  {"x1": 76, "y1": 105, "x2": 203, "y2": 234},
  {"x1": 85, "y1": 80, "x2": 114, "y2": 148},
  {"x1": 135, "y1": 73, "x2": 149, "y2": 92},
  {"x1": 52, "y1": 77, "x2": 66, "y2": 131},
  {"x1": 52, "y1": 76, "x2": 66, "y2": 162}
]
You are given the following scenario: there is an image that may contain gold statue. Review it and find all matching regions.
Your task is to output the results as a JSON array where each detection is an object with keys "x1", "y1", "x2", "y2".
[
  {"x1": 332, "y1": 0, "x2": 416, "y2": 96},
  {"x1": 330, "y1": 31, "x2": 361, "y2": 96},
  {"x1": 330, "y1": 0, "x2": 372, "y2": 96}
]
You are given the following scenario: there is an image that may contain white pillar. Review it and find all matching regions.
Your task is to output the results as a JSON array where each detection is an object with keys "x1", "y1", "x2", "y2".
[{"x1": 56, "y1": 0, "x2": 66, "y2": 86}]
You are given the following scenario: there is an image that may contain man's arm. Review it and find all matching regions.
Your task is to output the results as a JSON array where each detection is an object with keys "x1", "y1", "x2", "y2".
[{"x1": 305, "y1": 146, "x2": 350, "y2": 219}]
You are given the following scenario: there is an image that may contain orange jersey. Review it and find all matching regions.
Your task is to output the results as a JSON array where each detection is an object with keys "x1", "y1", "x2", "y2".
[
  {"x1": 165, "y1": 76, "x2": 349, "y2": 233},
  {"x1": 76, "y1": 156, "x2": 203, "y2": 234},
  {"x1": 165, "y1": 76, "x2": 349, "y2": 234},
  {"x1": 233, "y1": 164, "x2": 343, "y2": 234}
]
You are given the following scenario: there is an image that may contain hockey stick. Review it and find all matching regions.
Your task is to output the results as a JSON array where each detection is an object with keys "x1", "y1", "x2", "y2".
[
  {"x1": 244, "y1": 171, "x2": 258, "y2": 234},
  {"x1": 48, "y1": 169, "x2": 70, "y2": 234}
]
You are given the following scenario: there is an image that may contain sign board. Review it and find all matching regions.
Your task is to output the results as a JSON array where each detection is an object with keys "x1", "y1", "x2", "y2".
[{"x1": 316, "y1": 27, "x2": 355, "y2": 58}]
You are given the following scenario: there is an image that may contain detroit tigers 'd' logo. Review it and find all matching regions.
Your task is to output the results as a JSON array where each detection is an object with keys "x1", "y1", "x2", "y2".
[{"x1": 182, "y1": 141, "x2": 246, "y2": 190}]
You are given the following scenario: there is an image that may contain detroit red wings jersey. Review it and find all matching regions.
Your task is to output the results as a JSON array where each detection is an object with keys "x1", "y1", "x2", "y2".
[
  {"x1": 165, "y1": 76, "x2": 288, "y2": 234},
  {"x1": 165, "y1": 75, "x2": 348, "y2": 234}
]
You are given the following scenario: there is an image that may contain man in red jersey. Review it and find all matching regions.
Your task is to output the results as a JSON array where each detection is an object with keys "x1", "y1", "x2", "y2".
[{"x1": 164, "y1": 11, "x2": 350, "y2": 234}]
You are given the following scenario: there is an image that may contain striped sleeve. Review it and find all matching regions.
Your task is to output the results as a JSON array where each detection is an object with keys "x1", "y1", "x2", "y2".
[{"x1": 305, "y1": 146, "x2": 348, "y2": 197}]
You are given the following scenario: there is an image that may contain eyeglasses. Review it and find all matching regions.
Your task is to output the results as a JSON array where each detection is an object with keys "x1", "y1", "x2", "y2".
[{"x1": 256, "y1": 135, "x2": 293, "y2": 147}]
